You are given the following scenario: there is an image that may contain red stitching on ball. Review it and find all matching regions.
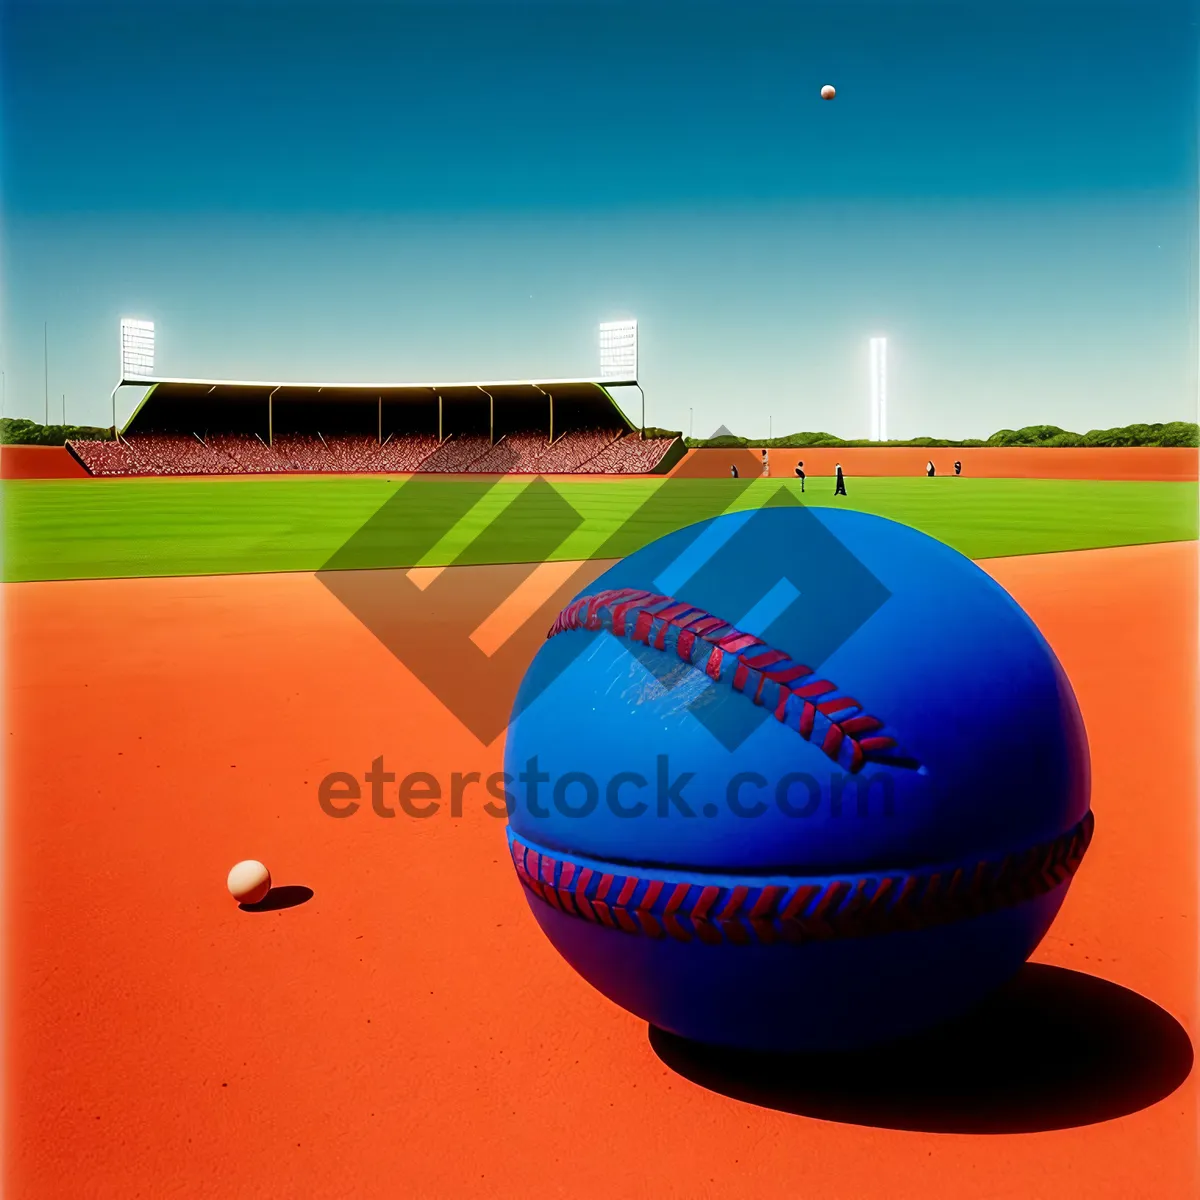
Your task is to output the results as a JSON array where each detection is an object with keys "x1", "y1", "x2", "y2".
[
  {"x1": 511, "y1": 810, "x2": 1094, "y2": 946},
  {"x1": 548, "y1": 588, "x2": 919, "y2": 774}
]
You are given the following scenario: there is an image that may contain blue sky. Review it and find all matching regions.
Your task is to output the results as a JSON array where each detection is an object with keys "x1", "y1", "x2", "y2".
[{"x1": 2, "y1": 0, "x2": 1196, "y2": 438}]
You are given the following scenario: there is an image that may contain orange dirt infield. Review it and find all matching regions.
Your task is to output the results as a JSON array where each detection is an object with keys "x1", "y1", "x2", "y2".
[
  {"x1": 671, "y1": 446, "x2": 1199, "y2": 481},
  {"x1": 5, "y1": 543, "x2": 1197, "y2": 1198},
  {"x1": 0, "y1": 445, "x2": 89, "y2": 479}
]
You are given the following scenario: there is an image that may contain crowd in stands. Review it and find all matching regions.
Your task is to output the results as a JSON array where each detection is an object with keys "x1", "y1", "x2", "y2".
[
  {"x1": 577, "y1": 432, "x2": 678, "y2": 474},
  {"x1": 270, "y1": 434, "x2": 333, "y2": 472},
  {"x1": 377, "y1": 435, "x2": 441, "y2": 472},
  {"x1": 68, "y1": 428, "x2": 677, "y2": 478},
  {"x1": 415, "y1": 435, "x2": 493, "y2": 473},
  {"x1": 135, "y1": 434, "x2": 244, "y2": 475},
  {"x1": 536, "y1": 428, "x2": 622, "y2": 472},
  {"x1": 209, "y1": 434, "x2": 281, "y2": 472},
  {"x1": 465, "y1": 432, "x2": 546, "y2": 474},
  {"x1": 68, "y1": 439, "x2": 140, "y2": 476}
]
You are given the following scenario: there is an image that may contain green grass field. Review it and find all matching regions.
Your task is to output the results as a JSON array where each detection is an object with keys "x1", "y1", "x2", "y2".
[{"x1": 3, "y1": 474, "x2": 1197, "y2": 582}]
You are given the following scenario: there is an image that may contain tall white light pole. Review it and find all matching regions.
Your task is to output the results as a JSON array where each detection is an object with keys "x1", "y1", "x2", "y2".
[
  {"x1": 869, "y1": 336, "x2": 888, "y2": 442},
  {"x1": 114, "y1": 318, "x2": 155, "y2": 435},
  {"x1": 600, "y1": 318, "x2": 640, "y2": 434}
]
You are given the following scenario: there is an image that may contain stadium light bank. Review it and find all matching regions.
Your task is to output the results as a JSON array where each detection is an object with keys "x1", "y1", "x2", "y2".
[
  {"x1": 111, "y1": 318, "x2": 646, "y2": 438},
  {"x1": 869, "y1": 336, "x2": 888, "y2": 443}
]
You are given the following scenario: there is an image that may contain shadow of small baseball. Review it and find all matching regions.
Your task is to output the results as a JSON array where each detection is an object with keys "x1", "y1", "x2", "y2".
[
  {"x1": 239, "y1": 885, "x2": 314, "y2": 913},
  {"x1": 648, "y1": 964, "x2": 1193, "y2": 1133}
]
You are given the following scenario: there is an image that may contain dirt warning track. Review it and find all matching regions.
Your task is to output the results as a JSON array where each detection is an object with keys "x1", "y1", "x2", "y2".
[{"x1": 4, "y1": 443, "x2": 1195, "y2": 481}]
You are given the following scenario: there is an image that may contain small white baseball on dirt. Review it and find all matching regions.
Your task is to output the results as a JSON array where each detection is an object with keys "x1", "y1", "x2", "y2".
[{"x1": 227, "y1": 860, "x2": 271, "y2": 906}]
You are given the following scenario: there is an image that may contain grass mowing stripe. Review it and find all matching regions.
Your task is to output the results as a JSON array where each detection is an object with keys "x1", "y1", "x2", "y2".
[
  {"x1": 3, "y1": 475, "x2": 1196, "y2": 582},
  {"x1": 410, "y1": 476, "x2": 538, "y2": 568}
]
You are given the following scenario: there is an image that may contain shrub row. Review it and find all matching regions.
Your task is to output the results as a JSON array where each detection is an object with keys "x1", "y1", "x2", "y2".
[{"x1": 684, "y1": 422, "x2": 1199, "y2": 450}]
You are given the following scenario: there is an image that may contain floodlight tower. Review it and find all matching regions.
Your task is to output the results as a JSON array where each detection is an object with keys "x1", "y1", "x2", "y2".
[
  {"x1": 112, "y1": 319, "x2": 155, "y2": 435},
  {"x1": 600, "y1": 319, "x2": 643, "y2": 436},
  {"x1": 869, "y1": 336, "x2": 887, "y2": 442}
]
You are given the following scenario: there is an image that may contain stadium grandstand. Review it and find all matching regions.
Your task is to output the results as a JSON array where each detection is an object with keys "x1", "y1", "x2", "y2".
[{"x1": 68, "y1": 319, "x2": 682, "y2": 477}]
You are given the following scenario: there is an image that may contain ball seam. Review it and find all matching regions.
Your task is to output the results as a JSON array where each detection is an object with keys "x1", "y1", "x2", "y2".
[{"x1": 509, "y1": 810, "x2": 1094, "y2": 945}]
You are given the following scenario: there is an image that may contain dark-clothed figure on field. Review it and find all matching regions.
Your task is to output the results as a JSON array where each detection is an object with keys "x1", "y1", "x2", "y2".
[
  {"x1": 794, "y1": 460, "x2": 805, "y2": 492},
  {"x1": 926, "y1": 460, "x2": 936, "y2": 477},
  {"x1": 730, "y1": 464, "x2": 739, "y2": 479},
  {"x1": 834, "y1": 463, "x2": 847, "y2": 496},
  {"x1": 954, "y1": 460, "x2": 962, "y2": 476}
]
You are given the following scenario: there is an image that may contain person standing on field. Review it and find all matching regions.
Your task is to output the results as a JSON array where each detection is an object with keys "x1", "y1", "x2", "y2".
[
  {"x1": 954, "y1": 460, "x2": 962, "y2": 476},
  {"x1": 794, "y1": 460, "x2": 806, "y2": 492},
  {"x1": 730, "y1": 463, "x2": 739, "y2": 479},
  {"x1": 834, "y1": 463, "x2": 847, "y2": 496},
  {"x1": 926, "y1": 460, "x2": 936, "y2": 477}
]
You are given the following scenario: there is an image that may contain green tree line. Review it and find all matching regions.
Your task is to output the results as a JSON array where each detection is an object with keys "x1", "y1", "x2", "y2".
[
  {"x1": 684, "y1": 422, "x2": 1199, "y2": 450},
  {"x1": 1, "y1": 418, "x2": 114, "y2": 446}
]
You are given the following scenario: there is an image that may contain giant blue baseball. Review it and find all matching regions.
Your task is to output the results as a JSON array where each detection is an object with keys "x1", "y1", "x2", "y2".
[{"x1": 503, "y1": 506, "x2": 1092, "y2": 1052}]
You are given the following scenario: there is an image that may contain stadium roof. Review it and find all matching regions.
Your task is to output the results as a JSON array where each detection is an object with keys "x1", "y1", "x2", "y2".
[
  {"x1": 117, "y1": 374, "x2": 640, "y2": 436},
  {"x1": 117, "y1": 374, "x2": 637, "y2": 392}
]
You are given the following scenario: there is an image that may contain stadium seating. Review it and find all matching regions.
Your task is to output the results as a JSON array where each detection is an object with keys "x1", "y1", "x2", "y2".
[
  {"x1": 323, "y1": 435, "x2": 387, "y2": 473},
  {"x1": 134, "y1": 434, "x2": 242, "y2": 475},
  {"x1": 577, "y1": 432, "x2": 677, "y2": 474},
  {"x1": 415, "y1": 435, "x2": 494, "y2": 473},
  {"x1": 69, "y1": 439, "x2": 140, "y2": 476},
  {"x1": 272, "y1": 434, "x2": 336, "y2": 473},
  {"x1": 537, "y1": 429, "x2": 622, "y2": 472},
  {"x1": 465, "y1": 433, "x2": 548, "y2": 474},
  {"x1": 67, "y1": 428, "x2": 678, "y2": 477},
  {"x1": 208, "y1": 434, "x2": 293, "y2": 472},
  {"x1": 377, "y1": 435, "x2": 439, "y2": 472}
]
